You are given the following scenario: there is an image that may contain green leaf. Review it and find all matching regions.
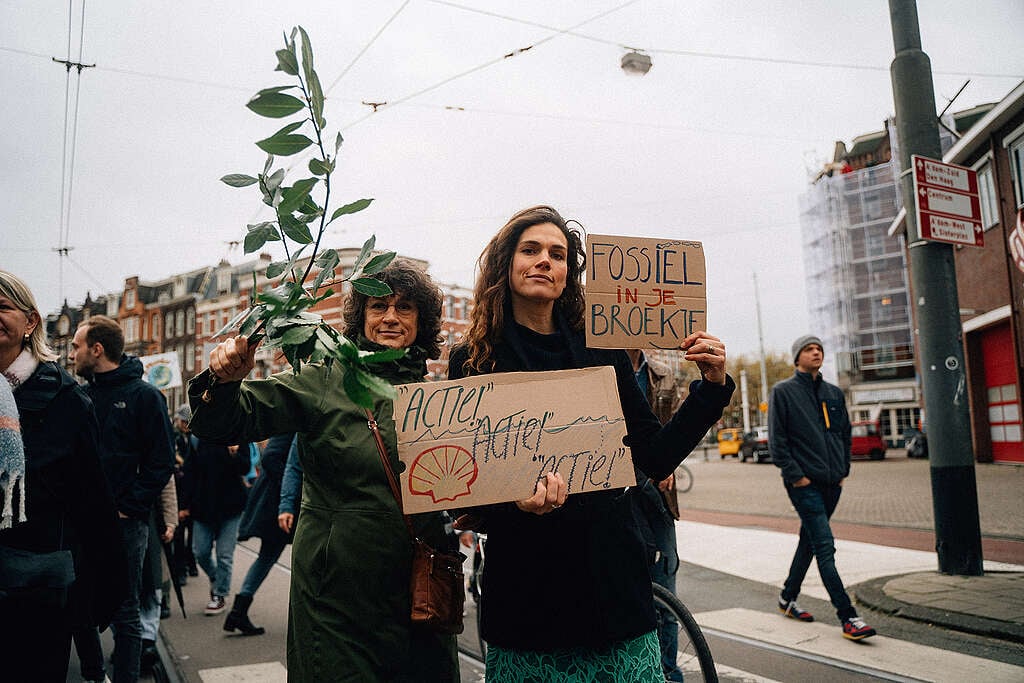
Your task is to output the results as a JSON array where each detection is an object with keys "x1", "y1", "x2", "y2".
[
  {"x1": 308, "y1": 157, "x2": 332, "y2": 176},
  {"x1": 263, "y1": 155, "x2": 274, "y2": 176},
  {"x1": 272, "y1": 120, "x2": 305, "y2": 138},
  {"x1": 275, "y1": 48, "x2": 299, "y2": 76},
  {"x1": 239, "y1": 306, "x2": 265, "y2": 337},
  {"x1": 265, "y1": 262, "x2": 287, "y2": 279},
  {"x1": 312, "y1": 249, "x2": 340, "y2": 291},
  {"x1": 350, "y1": 366, "x2": 398, "y2": 401},
  {"x1": 330, "y1": 198, "x2": 373, "y2": 222},
  {"x1": 335, "y1": 132, "x2": 343, "y2": 153},
  {"x1": 215, "y1": 306, "x2": 252, "y2": 337},
  {"x1": 278, "y1": 178, "x2": 318, "y2": 215},
  {"x1": 353, "y1": 234, "x2": 376, "y2": 272},
  {"x1": 279, "y1": 213, "x2": 314, "y2": 244},
  {"x1": 359, "y1": 347, "x2": 407, "y2": 364},
  {"x1": 299, "y1": 195, "x2": 320, "y2": 215},
  {"x1": 281, "y1": 325, "x2": 317, "y2": 346},
  {"x1": 298, "y1": 27, "x2": 316, "y2": 97},
  {"x1": 256, "y1": 133, "x2": 315, "y2": 156},
  {"x1": 361, "y1": 251, "x2": 396, "y2": 276},
  {"x1": 221, "y1": 173, "x2": 258, "y2": 187},
  {"x1": 342, "y1": 367, "x2": 375, "y2": 409},
  {"x1": 243, "y1": 222, "x2": 281, "y2": 253},
  {"x1": 246, "y1": 91, "x2": 306, "y2": 118},
  {"x1": 264, "y1": 168, "x2": 286, "y2": 194},
  {"x1": 351, "y1": 277, "x2": 393, "y2": 297},
  {"x1": 308, "y1": 69, "x2": 325, "y2": 129}
]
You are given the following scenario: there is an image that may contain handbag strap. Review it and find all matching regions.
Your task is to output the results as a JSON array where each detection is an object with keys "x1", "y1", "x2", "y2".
[{"x1": 365, "y1": 409, "x2": 416, "y2": 539}]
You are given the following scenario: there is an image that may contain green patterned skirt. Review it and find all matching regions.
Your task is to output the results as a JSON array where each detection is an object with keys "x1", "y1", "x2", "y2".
[{"x1": 485, "y1": 630, "x2": 662, "y2": 682}]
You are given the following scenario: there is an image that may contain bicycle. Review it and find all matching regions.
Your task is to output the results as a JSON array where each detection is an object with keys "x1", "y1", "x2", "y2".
[
  {"x1": 676, "y1": 463, "x2": 694, "y2": 493},
  {"x1": 652, "y1": 582, "x2": 717, "y2": 682},
  {"x1": 469, "y1": 535, "x2": 717, "y2": 682}
]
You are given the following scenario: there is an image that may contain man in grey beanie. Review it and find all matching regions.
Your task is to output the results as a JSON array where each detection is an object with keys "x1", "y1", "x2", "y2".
[{"x1": 767, "y1": 335, "x2": 877, "y2": 640}]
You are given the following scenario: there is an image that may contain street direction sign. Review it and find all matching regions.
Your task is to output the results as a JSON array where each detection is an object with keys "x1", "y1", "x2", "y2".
[{"x1": 911, "y1": 155, "x2": 983, "y2": 247}]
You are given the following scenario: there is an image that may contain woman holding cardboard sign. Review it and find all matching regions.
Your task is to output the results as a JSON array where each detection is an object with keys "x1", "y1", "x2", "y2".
[
  {"x1": 186, "y1": 259, "x2": 459, "y2": 682},
  {"x1": 448, "y1": 206, "x2": 734, "y2": 681}
]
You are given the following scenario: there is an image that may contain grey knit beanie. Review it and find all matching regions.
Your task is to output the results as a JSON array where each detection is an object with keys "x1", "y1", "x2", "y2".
[{"x1": 792, "y1": 335, "x2": 823, "y2": 365}]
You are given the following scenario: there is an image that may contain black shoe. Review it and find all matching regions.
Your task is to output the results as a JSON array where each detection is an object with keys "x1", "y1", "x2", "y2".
[
  {"x1": 140, "y1": 639, "x2": 158, "y2": 673},
  {"x1": 223, "y1": 594, "x2": 266, "y2": 636},
  {"x1": 188, "y1": 565, "x2": 199, "y2": 577},
  {"x1": 175, "y1": 572, "x2": 188, "y2": 587}
]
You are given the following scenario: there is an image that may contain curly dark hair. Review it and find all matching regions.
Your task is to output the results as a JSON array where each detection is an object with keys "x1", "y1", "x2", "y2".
[
  {"x1": 463, "y1": 205, "x2": 585, "y2": 372},
  {"x1": 341, "y1": 257, "x2": 444, "y2": 359}
]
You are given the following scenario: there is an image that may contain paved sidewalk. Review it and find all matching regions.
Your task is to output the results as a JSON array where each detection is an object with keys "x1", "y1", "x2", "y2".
[{"x1": 854, "y1": 570, "x2": 1024, "y2": 643}]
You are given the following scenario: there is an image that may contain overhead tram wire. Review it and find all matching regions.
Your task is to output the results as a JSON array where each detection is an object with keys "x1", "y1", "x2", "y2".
[
  {"x1": 425, "y1": 0, "x2": 1023, "y2": 80},
  {"x1": 324, "y1": 0, "x2": 410, "y2": 96},
  {"x1": 341, "y1": 0, "x2": 641, "y2": 131}
]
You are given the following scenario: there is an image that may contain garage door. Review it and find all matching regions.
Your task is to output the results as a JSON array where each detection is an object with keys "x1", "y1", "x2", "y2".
[{"x1": 981, "y1": 323, "x2": 1023, "y2": 463}]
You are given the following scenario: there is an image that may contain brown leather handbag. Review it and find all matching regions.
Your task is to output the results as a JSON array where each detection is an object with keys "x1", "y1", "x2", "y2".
[{"x1": 367, "y1": 410, "x2": 465, "y2": 635}]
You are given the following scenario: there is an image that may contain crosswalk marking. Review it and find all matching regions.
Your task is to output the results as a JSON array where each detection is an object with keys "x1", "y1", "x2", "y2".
[
  {"x1": 198, "y1": 661, "x2": 287, "y2": 682},
  {"x1": 696, "y1": 608, "x2": 1024, "y2": 683}
]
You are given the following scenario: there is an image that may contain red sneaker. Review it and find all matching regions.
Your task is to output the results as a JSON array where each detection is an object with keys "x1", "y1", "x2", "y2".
[
  {"x1": 842, "y1": 616, "x2": 877, "y2": 640},
  {"x1": 778, "y1": 598, "x2": 814, "y2": 622}
]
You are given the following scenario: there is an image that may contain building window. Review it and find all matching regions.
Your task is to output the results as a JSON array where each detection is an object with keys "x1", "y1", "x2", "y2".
[
  {"x1": 1009, "y1": 135, "x2": 1024, "y2": 209},
  {"x1": 124, "y1": 317, "x2": 138, "y2": 343},
  {"x1": 186, "y1": 308, "x2": 195, "y2": 334},
  {"x1": 208, "y1": 312, "x2": 217, "y2": 335},
  {"x1": 977, "y1": 163, "x2": 998, "y2": 230},
  {"x1": 165, "y1": 313, "x2": 174, "y2": 339},
  {"x1": 151, "y1": 314, "x2": 159, "y2": 340},
  {"x1": 125, "y1": 288, "x2": 135, "y2": 309},
  {"x1": 185, "y1": 342, "x2": 195, "y2": 372},
  {"x1": 175, "y1": 310, "x2": 185, "y2": 336}
]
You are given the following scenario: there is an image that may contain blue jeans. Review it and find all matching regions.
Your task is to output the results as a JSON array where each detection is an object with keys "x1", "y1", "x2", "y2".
[
  {"x1": 239, "y1": 536, "x2": 288, "y2": 597},
  {"x1": 192, "y1": 515, "x2": 241, "y2": 598},
  {"x1": 110, "y1": 516, "x2": 149, "y2": 683},
  {"x1": 782, "y1": 482, "x2": 855, "y2": 622}
]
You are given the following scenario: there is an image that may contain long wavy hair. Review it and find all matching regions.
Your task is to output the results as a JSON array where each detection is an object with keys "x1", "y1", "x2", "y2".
[
  {"x1": 462, "y1": 205, "x2": 585, "y2": 372},
  {"x1": 341, "y1": 257, "x2": 444, "y2": 359},
  {"x1": 0, "y1": 270, "x2": 57, "y2": 363}
]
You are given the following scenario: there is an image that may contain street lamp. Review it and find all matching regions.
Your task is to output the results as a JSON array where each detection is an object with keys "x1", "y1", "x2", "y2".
[{"x1": 620, "y1": 49, "x2": 652, "y2": 76}]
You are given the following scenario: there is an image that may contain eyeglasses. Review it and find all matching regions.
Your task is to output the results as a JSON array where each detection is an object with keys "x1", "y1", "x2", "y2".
[{"x1": 365, "y1": 299, "x2": 416, "y2": 319}]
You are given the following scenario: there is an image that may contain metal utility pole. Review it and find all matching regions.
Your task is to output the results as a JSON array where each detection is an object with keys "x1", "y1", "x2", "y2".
[
  {"x1": 740, "y1": 369, "x2": 751, "y2": 434},
  {"x1": 753, "y1": 272, "x2": 769, "y2": 426},
  {"x1": 888, "y1": 0, "x2": 983, "y2": 575}
]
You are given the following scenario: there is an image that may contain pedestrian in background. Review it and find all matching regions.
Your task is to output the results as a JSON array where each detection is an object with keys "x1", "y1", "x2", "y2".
[
  {"x1": 447, "y1": 206, "x2": 734, "y2": 680},
  {"x1": 172, "y1": 405, "x2": 199, "y2": 585},
  {"x1": 179, "y1": 438, "x2": 250, "y2": 616},
  {"x1": 227, "y1": 432, "x2": 298, "y2": 635},
  {"x1": 276, "y1": 437, "x2": 303, "y2": 537},
  {"x1": 70, "y1": 314, "x2": 175, "y2": 682},
  {"x1": 187, "y1": 259, "x2": 459, "y2": 682},
  {"x1": 626, "y1": 348, "x2": 684, "y2": 683},
  {"x1": 0, "y1": 271, "x2": 126, "y2": 683},
  {"x1": 768, "y1": 335, "x2": 876, "y2": 640},
  {"x1": 139, "y1": 475, "x2": 177, "y2": 672}
]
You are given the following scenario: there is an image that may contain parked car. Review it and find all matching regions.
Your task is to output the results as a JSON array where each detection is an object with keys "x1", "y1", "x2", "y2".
[
  {"x1": 740, "y1": 426, "x2": 771, "y2": 463},
  {"x1": 717, "y1": 428, "x2": 743, "y2": 458},
  {"x1": 851, "y1": 420, "x2": 886, "y2": 460}
]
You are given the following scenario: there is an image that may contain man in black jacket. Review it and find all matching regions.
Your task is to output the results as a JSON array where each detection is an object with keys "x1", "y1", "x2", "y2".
[
  {"x1": 768, "y1": 335, "x2": 876, "y2": 641},
  {"x1": 70, "y1": 315, "x2": 174, "y2": 682}
]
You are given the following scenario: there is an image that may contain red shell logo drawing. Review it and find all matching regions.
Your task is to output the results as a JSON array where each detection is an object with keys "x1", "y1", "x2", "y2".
[{"x1": 407, "y1": 444, "x2": 479, "y2": 503}]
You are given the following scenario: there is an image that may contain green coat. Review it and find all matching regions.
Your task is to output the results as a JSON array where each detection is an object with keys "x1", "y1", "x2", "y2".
[{"x1": 188, "y1": 348, "x2": 457, "y2": 682}]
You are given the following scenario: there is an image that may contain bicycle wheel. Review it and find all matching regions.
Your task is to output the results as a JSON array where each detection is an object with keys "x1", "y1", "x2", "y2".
[
  {"x1": 676, "y1": 464, "x2": 694, "y2": 493},
  {"x1": 652, "y1": 583, "x2": 717, "y2": 682}
]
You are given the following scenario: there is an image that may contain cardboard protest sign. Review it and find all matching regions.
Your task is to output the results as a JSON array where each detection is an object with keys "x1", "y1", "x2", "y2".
[
  {"x1": 585, "y1": 234, "x2": 706, "y2": 349},
  {"x1": 393, "y1": 366, "x2": 635, "y2": 514}
]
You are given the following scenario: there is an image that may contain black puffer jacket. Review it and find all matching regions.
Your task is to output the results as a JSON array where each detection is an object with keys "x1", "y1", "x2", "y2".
[
  {"x1": 768, "y1": 370, "x2": 851, "y2": 485},
  {"x1": 3, "y1": 361, "x2": 127, "y2": 628},
  {"x1": 179, "y1": 440, "x2": 251, "y2": 525},
  {"x1": 85, "y1": 355, "x2": 175, "y2": 519}
]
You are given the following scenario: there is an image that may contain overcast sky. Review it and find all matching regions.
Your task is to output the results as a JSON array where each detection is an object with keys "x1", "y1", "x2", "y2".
[{"x1": 3, "y1": 1, "x2": 1022, "y2": 357}]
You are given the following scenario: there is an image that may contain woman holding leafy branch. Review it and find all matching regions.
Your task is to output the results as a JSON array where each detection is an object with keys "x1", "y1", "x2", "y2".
[{"x1": 187, "y1": 259, "x2": 458, "y2": 682}]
